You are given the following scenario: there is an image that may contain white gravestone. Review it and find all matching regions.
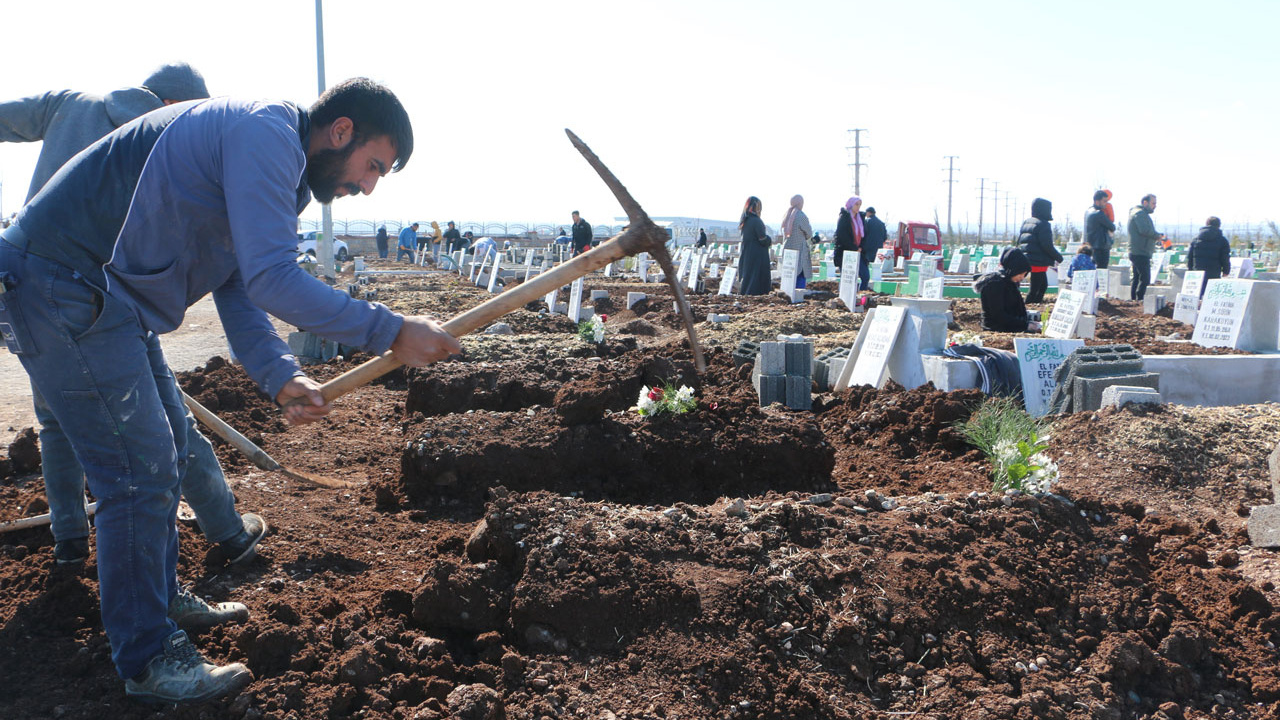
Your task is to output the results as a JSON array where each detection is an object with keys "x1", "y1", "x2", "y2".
[
  {"x1": 471, "y1": 253, "x2": 489, "y2": 284},
  {"x1": 718, "y1": 263, "x2": 738, "y2": 295},
  {"x1": 1151, "y1": 252, "x2": 1167, "y2": 281},
  {"x1": 568, "y1": 277, "x2": 586, "y2": 323},
  {"x1": 1014, "y1": 338, "x2": 1085, "y2": 417},
  {"x1": 1044, "y1": 289, "x2": 1087, "y2": 339},
  {"x1": 603, "y1": 261, "x2": 614, "y2": 277},
  {"x1": 1192, "y1": 279, "x2": 1256, "y2": 348},
  {"x1": 708, "y1": 263, "x2": 721, "y2": 279},
  {"x1": 947, "y1": 252, "x2": 970, "y2": 274},
  {"x1": 544, "y1": 281, "x2": 559, "y2": 314},
  {"x1": 779, "y1": 249, "x2": 800, "y2": 302},
  {"x1": 921, "y1": 276, "x2": 945, "y2": 300},
  {"x1": 844, "y1": 306, "x2": 908, "y2": 390},
  {"x1": 1172, "y1": 293, "x2": 1200, "y2": 325},
  {"x1": 486, "y1": 258, "x2": 502, "y2": 293},
  {"x1": 1182, "y1": 270, "x2": 1206, "y2": 297},
  {"x1": 838, "y1": 251, "x2": 859, "y2": 310},
  {"x1": 524, "y1": 251, "x2": 537, "y2": 282},
  {"x1": 638, "y1": 253, "x2": 650, "y2": 283},
  {"x1": 1072, "y1": 269, "x2": 1099, "y2": 314},
  {"x1": 1230, "y1": 257, "x2": 1255, "y2": 279}
]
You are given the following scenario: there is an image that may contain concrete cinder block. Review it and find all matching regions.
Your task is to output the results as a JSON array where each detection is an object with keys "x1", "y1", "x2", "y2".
[
  {"x1": 733, "y1": 340, "x2": 761, "y2": 369},
  {"x1": 785, "y1": 375, "x2": 812, "y2": 410},
  {"x1": 363, "y1": 290, "x2": 378, "y2": 302},
  {"x1": 1248, "y1": 505, "x2": 1280, "y2": 548},
  {"x1": 626, "y1": 292, "x2": 646, "y2": 309},
  {"x1": 347, "y1": 284, "x2": 359, "y2": 297},
  {"x1": 1100, "y1": 385, "x2": 1162, "y2": 408},
  {"x1": 757, "y1": 375, "x2": 786, "y2": 406},
  {"x1": 757, "y1": 342, "x2": 786, "y2": 376},
  {"x1": 1073, "y1": 372, "x2": 1160, "y2": 413},
  {"x1": 1077, "y1": 314, "x2": 1097, "y2": 339},
  {"x1": 591, "y1": 290, "x2": 609, "y2": 301},
  {"x1": 1143, "y1": 294, "x2": 1166, "y2": 315},
  {"x1": 784, "y1": 342, "x2": 814, "y2": 377}
]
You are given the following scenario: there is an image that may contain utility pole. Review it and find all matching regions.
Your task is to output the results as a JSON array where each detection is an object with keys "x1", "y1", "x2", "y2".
[
  {"x1": 990, "y1": 182, "x2": 1000, "y2": 241},
  {"x1": 315, "y1": 0, "x2": 335, "y2": 281},
  {"x1": 1005, "y1": 193, "x2": 1012, "y2": 242},
  {"x1": 846, "y1": 129, "x2": 868, "y2": 196},
  {"x1": 976, "y1": 178, "x2": 987, "y2": 245},
  {"x1": 942, "y1": 156, "x2": 959, "y2": 241}
]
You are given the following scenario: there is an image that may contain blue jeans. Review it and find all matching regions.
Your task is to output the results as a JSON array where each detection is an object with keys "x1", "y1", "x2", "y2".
[
  {"x1": 858, "y1": 253, "x2": 872, "y2": 291},
  {"x1": 0, "y1": 244, "x2": 182, "y2": 679},
  {"x1": 38, "y1": 373, "x2": 242, "y2": 545},
  {"x1": 396, "y1": 246, "x2": 414, "y2": 262}
]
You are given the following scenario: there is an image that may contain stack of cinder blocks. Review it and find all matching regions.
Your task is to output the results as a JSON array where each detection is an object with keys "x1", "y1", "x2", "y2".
[
  {"x1": 812, "y1": 347, "x2": 852, "y2": 392},
  {"x1": 752, "y1": 338, "x2": 813, "y2": 410},
  {"x1": 1048, "y1": 344, "x2": 1160, "y2": 414},
  {"x1": 732, "y1": 340, "x2": 761, "y2": 369}
]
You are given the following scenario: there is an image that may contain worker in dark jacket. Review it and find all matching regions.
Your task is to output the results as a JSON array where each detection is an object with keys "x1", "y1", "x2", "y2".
[
  {"x1": 1083, "y1": 190, "x2": 1116, "y2": 269},
  {"x1": 571, "y1": 210, "x2": 593, "y2": 256},
  {"x1": 974, "y1": 247, "x2": 1041, "y2": 333},
  {"x1": 1188, "y1": 216, "x2": 1232, "y2": 294},
  {"x1": 860, "y1": 207, "x2": 887, "y2": 290},
  {"x1": 1017, "y1": 197, "x2": 1062, "y2": 304}
]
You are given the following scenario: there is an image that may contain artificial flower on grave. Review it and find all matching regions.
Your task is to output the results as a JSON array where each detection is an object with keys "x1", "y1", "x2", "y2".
[
  {"x1": 633, "y1": 382, "x2": 698, "y2": 417},
  {"x1": 577, "y1": 313, "x2": 607, "y2": 343}
]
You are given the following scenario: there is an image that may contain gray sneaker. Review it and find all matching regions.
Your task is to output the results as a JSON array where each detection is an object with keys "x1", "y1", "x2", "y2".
[
  {"x1": 125, "y1": 631, "x2": 252, "y2": 704},
  {"x1": 168, "y1": 587, "x2": 249, "y2": 632},
  {"x1": 218, "y1": 513, "x2": 267, "y2": 565}
]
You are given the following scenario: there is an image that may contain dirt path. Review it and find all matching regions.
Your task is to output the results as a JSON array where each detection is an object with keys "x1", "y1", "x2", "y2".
[{"x1": 0, "y1": 296, "x2": 294, "y2": 436}]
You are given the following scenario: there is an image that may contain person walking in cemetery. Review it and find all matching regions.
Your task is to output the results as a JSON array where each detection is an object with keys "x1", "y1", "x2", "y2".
[
  {"x1": 1084, "y1": 190, "x2": 1116, "y2": 270},
  {"x1": 376, "y1": 224, "x2": 390, "y2": 258},
  {"x1": 860, "y1": 206, "x2": 888, "y2": 291},
  {"x1": 571, "y1": 210, "x2": 593, "y2": 256},
  {"x1": 1067, "y1": 243, "x2": 1096, "y2": 280},
  {"x1": 1126, "y1": 194, "x2": 1164, "y2": 301},
  {"x1": 974, "y1": 247, "x2": 1041, "y2": 333},
  {"x1": 780, "y1": 195, "x2": 812, "y2": 289},
  {"x1": 0, "y1": 77, "x2": 461, "y2": 704},
  {"x1": 443, "y1": 220, "x2": 463, "y2": 252},
  {"x1": 697, "y1": 228, "x2": 708, "y2": 248},
  {"x1": 1016, "y1": 197, "x2": 1062, "y2": 304},
  {"x1": 1188, "y1": 216, "x2": 1232, "y2": 293},
  {"x1": 554, "y1": 227, "x2": 571, "y2": 246},
  {"x1": 425, "y1": 220, "x2": 442, "y2": 255},
  {"x1": 397, "y1": 221, "x2": 419, "y2": 262},
  {"x1": 0, "y1": 61, "x2": 266, "y2": 569},
  {"x1": 833, "y1": 196, "x2": 863, "y2": 272},
  {"x1": 737, "y1": 196, "x2": 773, "y2": 295}
]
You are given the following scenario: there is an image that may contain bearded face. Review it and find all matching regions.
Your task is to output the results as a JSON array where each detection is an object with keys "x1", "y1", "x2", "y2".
[{"x1": 307, "y1": 141, "x2": 361, "y2": 204}]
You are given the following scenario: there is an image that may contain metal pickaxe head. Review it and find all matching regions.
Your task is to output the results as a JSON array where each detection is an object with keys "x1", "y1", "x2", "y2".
[{"x1": 565, "y1": 129, "x2": 705, "y2": 373}]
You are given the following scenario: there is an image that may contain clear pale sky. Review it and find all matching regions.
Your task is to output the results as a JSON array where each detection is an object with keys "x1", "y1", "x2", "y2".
[{"x1": 1, "y1": 0, "x2": 1276, "y2": 238}]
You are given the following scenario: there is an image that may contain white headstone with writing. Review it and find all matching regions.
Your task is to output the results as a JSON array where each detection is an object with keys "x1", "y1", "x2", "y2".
[
  {"x1": 911, "y1": 251, "x2": 925, "y2": 263},
  {"x1": 978, "y1": 257, "x2": 1000, "y2": 274},
  {"x1": 709, "y1": 263, "x2": 721, "y2": 279},
  {"x1": 1014, "y1": 338, "x2": 1085, "y2": 416},
  {"x1": 1229, "y1": 257, "x2": 1255, "y2": 279},
  {"x1": 1072, "y1": 269, "x2": 1099, "y2": 314},
  {"x1": 921, "y1": 276, "x2": 945, "y2": 300},
  {"x1": 1044, "y1": 289, "x2": 1087, "y2": 339},
  {"x1": 1182, "y1": 270, "x2": 1206, "y2": 297},
  {"x1": 838, "y1": 251, "x2": 859, "y2": 310},
  {"x1": 568, "y1": 277, "x2": 586, "y2": 323},
  {"x1": 779, "y1": 249, "x2": 800, "y2": 302},
  {"x1": 486, "y1": 258, "x2": 501, "y2": 293},
  {"x1": 1172, "y1": 293, "x2": 1200, "y2": 325},
  {"x1": 1192, "y1": 279, "x2": 1254, "y2": 348},
  {"x1": 845, "y1": 306, "x2": 908, "y2": 389},
  {"x1": 1151, "y1": 252, "x2": 1167, "y2": 280},
  {"x1": 718, "y1": 264, "x2": 738, "y2": 295},
  {"x1": 947, "y1": 251, "x2": 970, "y2": 274}
]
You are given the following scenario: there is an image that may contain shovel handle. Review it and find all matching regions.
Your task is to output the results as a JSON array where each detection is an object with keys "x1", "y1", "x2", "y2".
[
  {"x1": 182, "y1": 391, "x2": 282, "y2": 472},
  {"x1": 317, "y1": 235, "x2": 641, "y2": 404}
]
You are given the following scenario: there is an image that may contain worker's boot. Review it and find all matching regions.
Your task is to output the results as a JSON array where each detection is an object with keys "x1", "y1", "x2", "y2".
[
  {"x1": 218, "y1": 513, "x2": 267, "y2": 565},
  {"x1": 167, "y1": 587, "x2": 249, "y2": 632},
  {"x1": 125, "y1": 631, "x2": 252, "y2": 704},
  {"x1": 53, "y1": 536, "x2": 90, "y2": 565}
]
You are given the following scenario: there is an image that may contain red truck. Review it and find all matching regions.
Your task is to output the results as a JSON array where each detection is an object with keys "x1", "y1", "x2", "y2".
[{"x1": 886, "y1": 222, "x2": 943, "y2": 260}]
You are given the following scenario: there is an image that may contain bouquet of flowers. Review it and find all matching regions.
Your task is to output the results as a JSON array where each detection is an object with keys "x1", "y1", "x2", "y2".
[
  {"x1": 634, "y1": 382, "x2": 697, "y2": 417},
  {"x1": 577, "y1": 313, "x2": 607, "y2": 343},
  {"x1": 990, "y1": 433, "x2": 1059, "y2": 494},
  {"x1": 948, "y1": 330, "x2": 983, "y2": 347}
]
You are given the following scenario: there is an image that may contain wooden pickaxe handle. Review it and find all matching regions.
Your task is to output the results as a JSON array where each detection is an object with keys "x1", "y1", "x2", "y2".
[
  {"x1": 317, "y1": 236, "x2": 643, "y2": 403},
  {"x1": 183, "y1": 391, "x2": 283, "y2": 473}
]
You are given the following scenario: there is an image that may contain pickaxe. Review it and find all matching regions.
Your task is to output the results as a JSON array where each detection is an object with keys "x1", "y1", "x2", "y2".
[{"x1": 310, "y1": 129, "x2": 706, "y2": 402}]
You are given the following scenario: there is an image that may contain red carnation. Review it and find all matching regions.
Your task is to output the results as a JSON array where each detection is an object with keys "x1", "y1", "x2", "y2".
[
  {"x1": 600, "y1": 314, "x2": 608, "y2": 322},
  {"x1": 648, "y1": 387, "x2": 664, "y2": 402}
]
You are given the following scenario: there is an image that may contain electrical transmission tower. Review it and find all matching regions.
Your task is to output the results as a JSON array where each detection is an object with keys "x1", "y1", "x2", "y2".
[
  {"x1": 942, "y1": 156, "x2": 959, "y2": 241},
  {"x1": 846, "y1": 129, "x2": 868, "y2": 196},
  {"x1": 976, "y1": 178, "x2": 988, "y2": 245}
]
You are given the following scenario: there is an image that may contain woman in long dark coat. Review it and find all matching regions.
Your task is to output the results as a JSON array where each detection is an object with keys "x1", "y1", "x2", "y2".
[{"x1": 737, "y1": 196, "x2": 773, "y2": 295}]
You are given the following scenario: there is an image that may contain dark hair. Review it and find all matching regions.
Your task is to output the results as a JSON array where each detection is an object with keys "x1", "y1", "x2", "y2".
[
  {"x1": 739, "y1": 196, "x2": 761, "y2": 229},
  {"x1": 572, "y1": 210, "x2": 580, "y2": 216},
  {"x1": 1078, "y1": 243, "x2": 1093, "y2": 257},
  {"x1": 1206, "y1": 216, "x2": 1221, "y2": 228},
  {"x1": 865, "y1": 207, "x2": 876, "y2": 216},
  {"x1": 1141, "y1": 193, "x2": 1157, "y2": 205},
  {"x1": 1093, "y1": 190, "x2": 1108, "y2": 202},
  {"x1": 310, "y1": 77, "x2": 413, "y2": 171}
]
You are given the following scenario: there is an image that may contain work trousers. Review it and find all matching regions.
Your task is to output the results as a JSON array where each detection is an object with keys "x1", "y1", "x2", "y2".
[
  {"x1": 1130, "y1": 255, "x2": 1152, "y2": 301},
  {"x1": 0, "y1": 242, "x2": 184, "y2": 680},
  {"x1": 1026, "y1": 271, "x2": 1049, "y2": 304}
]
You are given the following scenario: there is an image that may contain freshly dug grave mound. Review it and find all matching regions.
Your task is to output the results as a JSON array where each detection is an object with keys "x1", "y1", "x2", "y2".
[
  {"x1": 817, "y1": 382, "x2": 990, "y2": 496},
  {"x1": 398, "y1": 349, "x2": 833, "y2": 506},
  {"x1": 180, "y1": 356, "x2": 286, "y2": 442}
]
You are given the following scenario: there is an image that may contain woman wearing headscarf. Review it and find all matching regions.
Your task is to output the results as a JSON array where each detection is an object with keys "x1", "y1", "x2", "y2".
[
  {"x1": 780, "y1": 195, "x2": 813, "y2": 289},
  {"x1": 974, "y1": 247, "x2": 1041, "y2": 333},
  {"x1": 737, "y1": 196, "x2": 773, "y2": 295},
  {"x1": 833, "y1": 196, "x2": 863, "y2": 272}
]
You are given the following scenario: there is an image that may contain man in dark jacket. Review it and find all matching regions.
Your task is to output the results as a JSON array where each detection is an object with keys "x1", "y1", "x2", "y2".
[
  {"x1": 1017, "y1": 197, "x2": 1063, "y2": 303},
  {"x1": 860, "y1": 207, "x2": 888, "y2": 290},
  {"x1": 1084, "y1": 190, "x2": 1116, "y2": 269},
  {"x1": 1126, "y1": 194, "x2": 1163, "y2": 300},
  {"x1": 443, "y1": 221, "x2": 463, "y2": 253},
  {"x1": 1188, "y1": 216, "x2": 1232, "y2": 294},
  {"x1": 375, "y1": 225, "x2": 389, "y2": 258},
  {"x1": 571, "y1": 210, "x2": 593, "y2": 256},
  {"x1": 974, "y1": 247, "x2": 1041, "y2": 333}
]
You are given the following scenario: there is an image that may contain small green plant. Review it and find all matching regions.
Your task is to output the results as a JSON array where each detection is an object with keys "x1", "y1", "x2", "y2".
[
  {"x1": 957, "y1": 397, "x2": 1059, "y2": 493},
  {"x1": 577, "y1": 313, "x2": 606, "y2": 343},
  {"x1": 633, "y1": 382, "x2": 696, "y2": 417}
]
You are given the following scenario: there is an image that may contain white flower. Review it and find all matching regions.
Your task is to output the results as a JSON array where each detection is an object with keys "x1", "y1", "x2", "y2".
[{"x1": 675, "y1": 386, "x2": 694, "y2": 404}]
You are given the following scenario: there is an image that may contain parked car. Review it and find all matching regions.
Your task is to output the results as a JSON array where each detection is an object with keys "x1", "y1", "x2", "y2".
[{"x1": 297, "y1": 231, "x2": 349, "y2": 261}]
